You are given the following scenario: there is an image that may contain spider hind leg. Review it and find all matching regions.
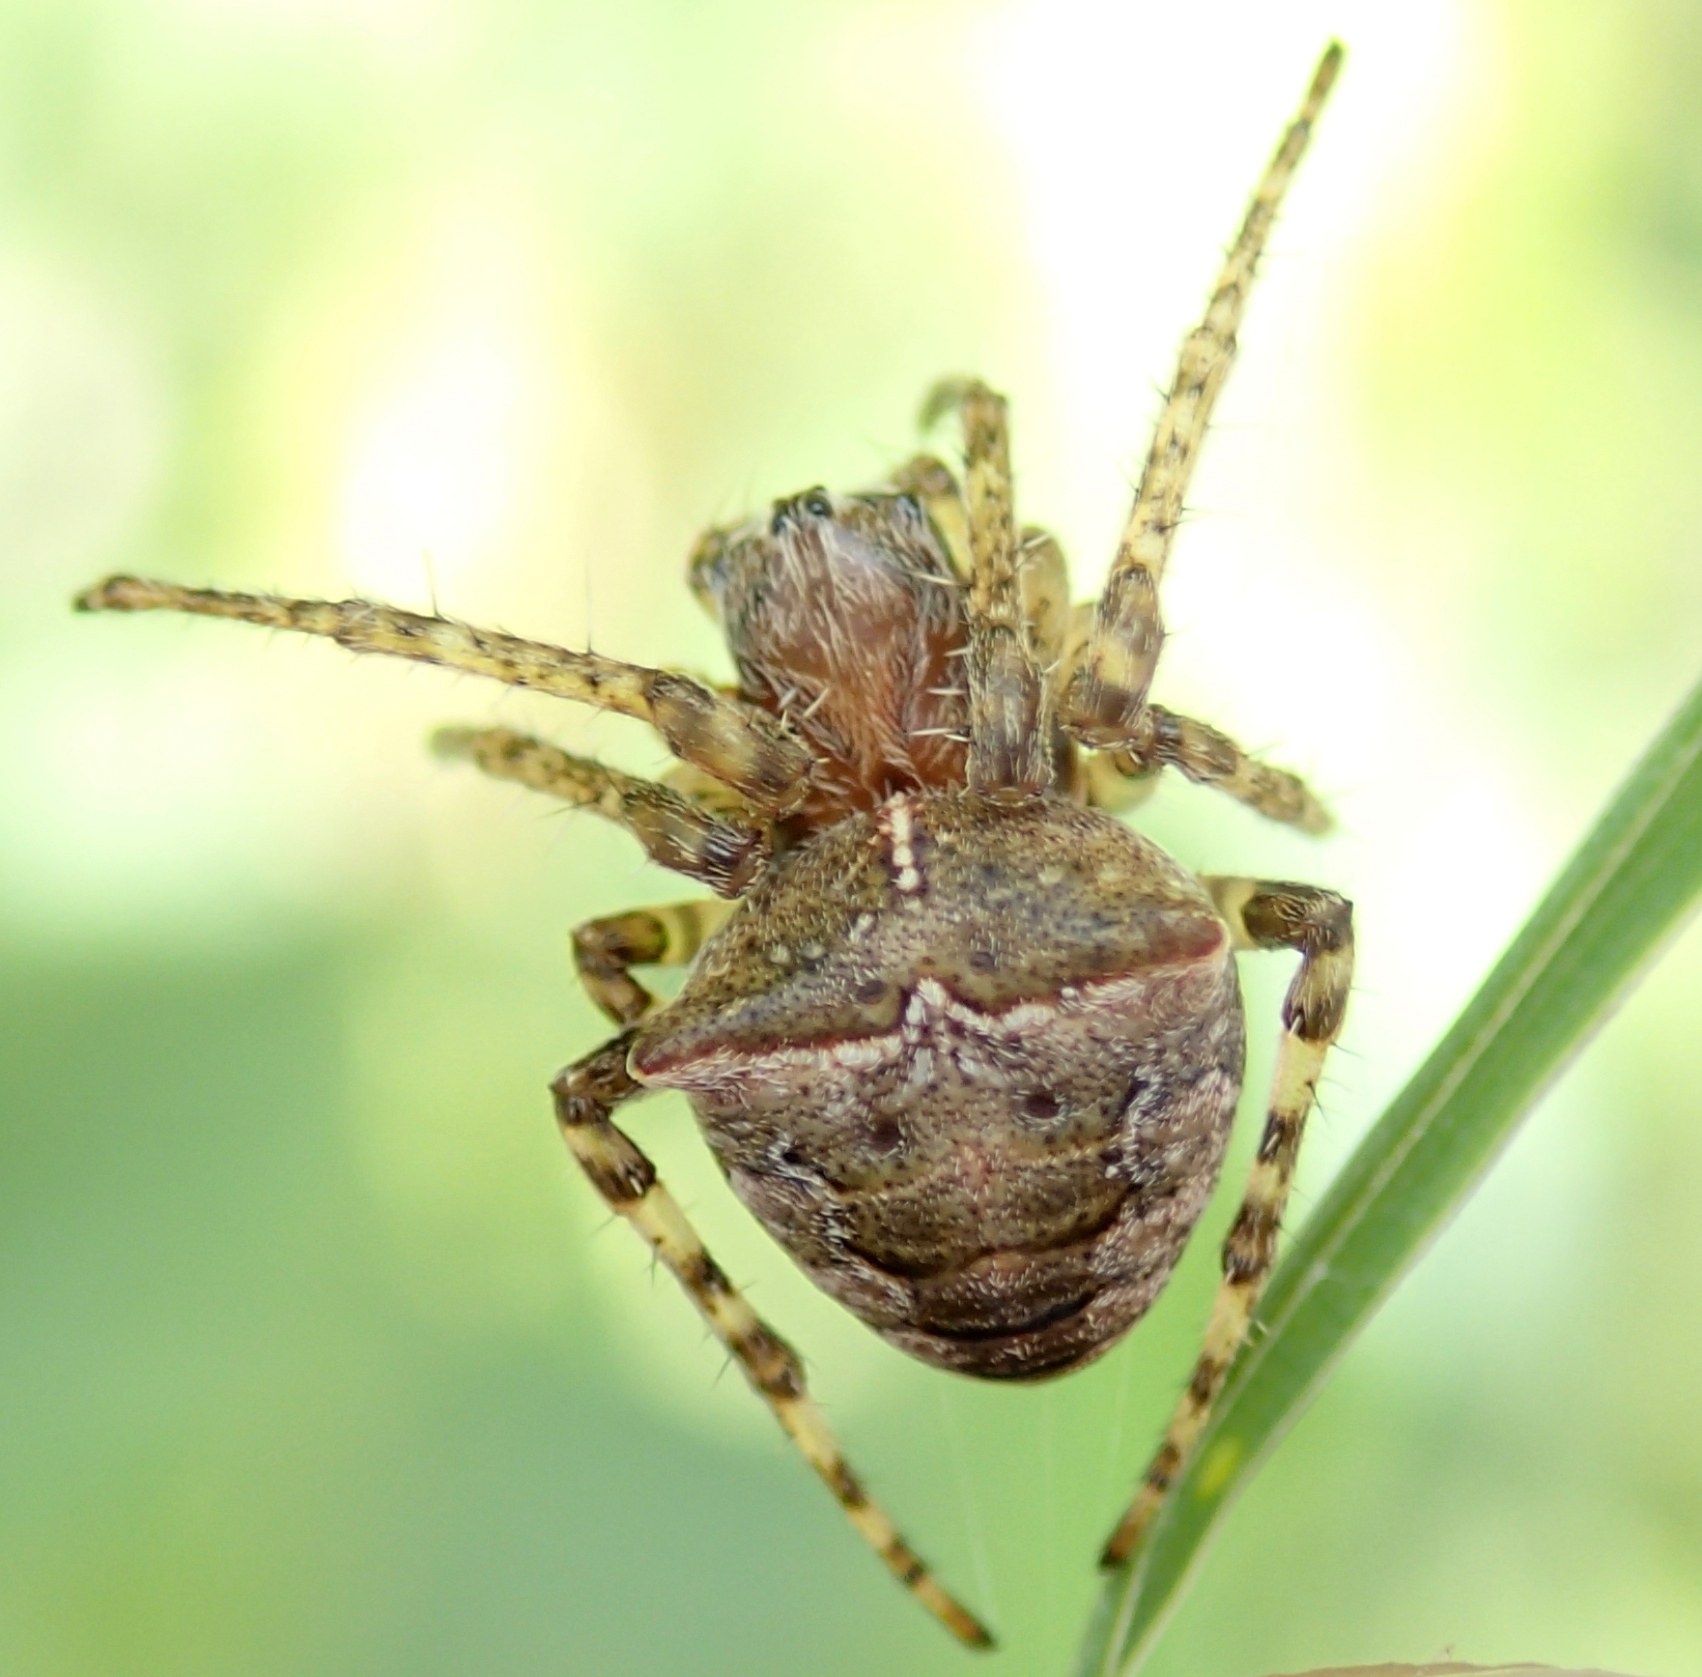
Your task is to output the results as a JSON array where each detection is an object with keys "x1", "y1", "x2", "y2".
[
  {"x1": 552, "y1": 1034, "x2": 994, "y2": 1648},
  {"x1": 1102, "y1": 874, "x2": 1351, "y2": 1566}
]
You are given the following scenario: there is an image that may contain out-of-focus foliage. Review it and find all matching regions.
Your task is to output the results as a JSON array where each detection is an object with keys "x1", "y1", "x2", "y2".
[
  {"x1": 3, "y1": 3, "x2": 1699, "y2": 1676},
  {"x1": 1264, "y1": 1667, "x2": 1642, "y2": 1677}
]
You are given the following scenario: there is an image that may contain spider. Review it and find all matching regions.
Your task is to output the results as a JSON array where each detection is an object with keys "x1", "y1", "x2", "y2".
[{"x1": 75, "y1": 42, "x2": 1352, "y2": 1650}]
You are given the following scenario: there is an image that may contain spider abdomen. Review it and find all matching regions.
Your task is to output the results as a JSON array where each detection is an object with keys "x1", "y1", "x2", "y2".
[{"x1": 630, "y1": 791, "x2": 1246, "y2": 1380}]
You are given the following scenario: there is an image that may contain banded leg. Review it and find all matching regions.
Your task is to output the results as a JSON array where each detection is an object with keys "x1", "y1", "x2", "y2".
[
  {"x1": 1063, "y1": 43, "x2": 1342, "y2": 745},
  {"x1": 658, "y1": 761, "x2": 758, "y2": 825},
  {"x1": 1101, "y1": 875, "x2": 1352, "y2": 1567},
  {"x1": 75, "y1": 576, "x2": 811, "y2": 810},
  {"x1": 434, "y1": 725, "x2": 769, "y2": 897},
  {"x1": 1091, "y1": 704, "x2": 1332, "y2": 834},
  {"x1": 572, "y1": 900, "x2": 736, "y2": 1026},
  {"x1": 553, "y1": 1036, "x2": 993, "y2": 1647},
  {"x1": 921, "y1": 378, "x2": 1052, "y2": 797},
  {"x1": 880, "y1": 459, "x2": 1066, "y2": 667}
]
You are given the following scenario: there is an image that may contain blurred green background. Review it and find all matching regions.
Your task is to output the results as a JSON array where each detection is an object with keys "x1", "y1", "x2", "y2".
[{"x1": 4, "y1": 1, "x2": 1700, "y2": 1673}]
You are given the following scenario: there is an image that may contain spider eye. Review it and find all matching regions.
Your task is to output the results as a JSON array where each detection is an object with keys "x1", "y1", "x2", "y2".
[{"x1": 802, "y1": 488, "x2": 834, "y2": 519}]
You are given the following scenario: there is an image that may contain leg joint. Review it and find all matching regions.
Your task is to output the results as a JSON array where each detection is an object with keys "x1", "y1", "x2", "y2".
[{"x1": 733, "y1": 1324, "x2": 806, "y2": 1402}]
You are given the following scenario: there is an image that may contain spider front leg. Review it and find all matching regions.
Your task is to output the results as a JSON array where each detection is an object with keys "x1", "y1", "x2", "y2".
[
  {"x1": 552, "y1": 1036, "x2": 994, "y2": 1648},
  {"x1": 921, "y1": 378, "x2": 1053, "y2": 797},
  {"x1": 433, "y1": 725, "x2": 770, "y2": 896},
  {"x1": 1063, "y1": 43, "x2": 1341, "y2": 744},
  {"x1": 1102, "y1": 874, "x2": 1352, "y2": 1567},
  {"x1": 75, "y1": 576, "x2": 811, "y2": 811}
]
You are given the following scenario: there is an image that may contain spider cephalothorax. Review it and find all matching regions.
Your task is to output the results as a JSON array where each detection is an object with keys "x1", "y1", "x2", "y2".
[
  {"x1": 76, "y1": 42, "x2": 1352, "y2": 1650},
  {"x1": 689, "y1": 485, "x2": 975, "y2": 823}
]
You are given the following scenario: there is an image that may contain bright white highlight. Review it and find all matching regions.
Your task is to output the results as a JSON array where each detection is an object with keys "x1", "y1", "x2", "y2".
[{"x1": 338, "y1": 323, "x2": 527, "y2": 601}]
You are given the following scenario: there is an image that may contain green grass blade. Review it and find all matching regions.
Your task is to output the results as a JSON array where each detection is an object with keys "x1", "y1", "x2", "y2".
[{"x1": 1077, "y1": 672, "x2": 1702, "y2": 1677}]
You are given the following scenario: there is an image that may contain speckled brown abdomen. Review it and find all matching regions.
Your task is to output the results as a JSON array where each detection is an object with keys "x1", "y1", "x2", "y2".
[{"x1": 631, "y1": 790, "x2": 1245, "y2": 1379}]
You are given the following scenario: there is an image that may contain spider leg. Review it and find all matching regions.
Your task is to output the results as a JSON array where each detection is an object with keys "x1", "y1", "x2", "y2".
[
  {"x1": 571, "y1": 900, "x2": 737, "y2": 1026},
  {"x1": 1102, "y1": 874, "x2": 1352, "y2": 1567},
  {"x1": 1078, "y1": 752, "x2": 1161, "y2": 816},
  {"x1": 921, "y1": 378, "x2": 1053, "y2": 797},
  {"x1": 553, "y1": 1034, "x2": 994, "y2": 1648},
  {"x1": 657, "y1": 760, "x2": 758, "y2": 824},
  {"x1": 433, "y1": 725, "x2": 769, "y2": 896},
  {"x1": 1017, "y1": 526, "x2": 1071, "y2": 674},
  {"x1": 75, "y1": 576, "x2": 811, "y2": 811},
  {"x1": 1063, "y1": 43, "x2": 1342, "y2": 746},
  {"x1": 1086, "y1": 704, "x2": 1332, "y2": 833},
  {"x1": 886, "y1": 453, "x2": 970, "y2": 579}
]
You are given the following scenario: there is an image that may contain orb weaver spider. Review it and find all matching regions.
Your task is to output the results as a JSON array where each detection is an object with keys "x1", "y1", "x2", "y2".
[{"x1": 77, "y1": 42, "x2": 1351, "y2": 1649}]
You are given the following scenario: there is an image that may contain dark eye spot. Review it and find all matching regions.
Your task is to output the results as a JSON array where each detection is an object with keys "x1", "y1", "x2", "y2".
[
  {"x1": 853, "y1": 977, "x2": 887, "y2": 1005},
  {"x1": 897, "y1": 492, "x2": 923, "y2": 523},
  {"x1": 803, "y1": 488, "x2": 833, "y2": 518},
  {"x1": 967, "y1": 947, "x2": 996, "y2": 973},
  {"x1": 867, "y1": 1117, "x2": 904, "y2": 1155},
  {"x1": 1023, "y1": 1091, "x2": 1062, "y2": 1122}
]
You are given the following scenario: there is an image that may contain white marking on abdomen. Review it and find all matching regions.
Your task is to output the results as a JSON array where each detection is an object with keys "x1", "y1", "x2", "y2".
[{"x1": 877, "y1": 793, "x2": 925, "y2": 895}]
